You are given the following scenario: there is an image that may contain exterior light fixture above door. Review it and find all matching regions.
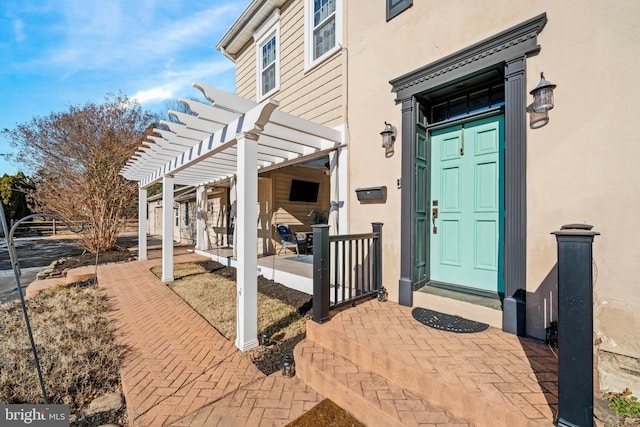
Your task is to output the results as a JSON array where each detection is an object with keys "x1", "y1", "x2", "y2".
[
  {"x1": 380, "y1": 122, "x2": 397, "y2": 157},
  {"x1": 530, "y1": 72, "x2": 557, "y2": 113}
]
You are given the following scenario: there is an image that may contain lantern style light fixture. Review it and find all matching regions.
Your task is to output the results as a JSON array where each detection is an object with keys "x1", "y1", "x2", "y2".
[
  {"x1": 380, "y1": 122, "x2": 397, "y2": 157},
  {"x1": 261, "y1": 328, "x2": 272, "y2": 347},
  {"x1": 377, "y1": 286, "x2": 388, "y2": 302},
  {"x1": 529, "y1": 72, "x2": 557, "y2": 113},
  {"x1": 281, "y1": 353, "x2": 295, "y2": 377}
]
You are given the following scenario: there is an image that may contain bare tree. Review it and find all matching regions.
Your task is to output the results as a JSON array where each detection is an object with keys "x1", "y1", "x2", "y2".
[{"x1": 2, "y1": 94, "x2": 156, "y2": 252}]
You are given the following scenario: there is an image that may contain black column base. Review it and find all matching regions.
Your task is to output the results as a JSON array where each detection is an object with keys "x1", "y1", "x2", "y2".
[
  {"x1": 503, "y1": 296, "x2": 526, "y2": 336},
  {"x1": 398, "y1": 277, "x2": 413, "y2": 306}
]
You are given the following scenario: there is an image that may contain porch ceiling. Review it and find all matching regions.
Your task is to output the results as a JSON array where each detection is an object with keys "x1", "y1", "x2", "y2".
[{"x1": 120, "y1": 82, "x2": 343, "y2": 188}]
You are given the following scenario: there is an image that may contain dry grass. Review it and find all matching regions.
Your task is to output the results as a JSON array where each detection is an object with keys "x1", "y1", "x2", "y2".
[
  {"x1": 151, "y1": 263, "x2": 306, "y2": 344},
  {"x1": 0, "y1": 281, "x2": 125, "y2": 425}
]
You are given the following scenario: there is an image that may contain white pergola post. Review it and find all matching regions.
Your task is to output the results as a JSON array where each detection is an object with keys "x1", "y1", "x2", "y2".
[
  {"x1": 235, "y1": 133, "x2": 259, "y2": 352},
  {"x1": 162, "y1": 175, "x2": 174, "y2": 282},
  {"x1": 138, "y1": 186, "x2": 148, "y2": 260},
  {"x1": 196, "y1": 185, "x2": 207, "y2": 251}
]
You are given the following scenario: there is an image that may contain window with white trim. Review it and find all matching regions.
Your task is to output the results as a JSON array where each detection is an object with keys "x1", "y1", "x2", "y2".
[
  {"x1": 255, "y1": 11, "x2": 280, "y2": 100},
  {"x1": 305, "y1": 0, "x2": 342, "y2": 70}
]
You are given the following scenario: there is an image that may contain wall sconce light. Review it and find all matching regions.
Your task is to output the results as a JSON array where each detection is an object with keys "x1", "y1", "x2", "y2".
[
  {"x1": 530, "y1": 72, "x2": 557, "y2": 113},
  {"x1": 380, "y1": 122, "x2": 397, "y2": 158}
]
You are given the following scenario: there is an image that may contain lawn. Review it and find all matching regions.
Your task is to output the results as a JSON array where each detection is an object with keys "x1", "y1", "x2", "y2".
[
  {"x1": 0, "y1": 280, "x2": 127, "y2": 426},
  {"x1": 151, "y1": 260, "x2": 311, "y2": 374}
]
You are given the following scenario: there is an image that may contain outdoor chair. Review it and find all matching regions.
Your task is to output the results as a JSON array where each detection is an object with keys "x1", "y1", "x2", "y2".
[{"x1": 276, "y1": 224, "x2": 307, "y2": 255}]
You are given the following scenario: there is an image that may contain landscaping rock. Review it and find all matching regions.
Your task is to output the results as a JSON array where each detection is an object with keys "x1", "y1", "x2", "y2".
[
  {"x1": 86, "y1": 390, "x2": 124, "y2": 416},
  {"x1": 594, "y1": 397, "x2": 620, "y2": 426}
]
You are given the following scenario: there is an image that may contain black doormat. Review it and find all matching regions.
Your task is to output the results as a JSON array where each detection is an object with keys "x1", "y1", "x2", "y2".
[{"x1": 412, "y1": 307, "x2": 489, "y2": 333}]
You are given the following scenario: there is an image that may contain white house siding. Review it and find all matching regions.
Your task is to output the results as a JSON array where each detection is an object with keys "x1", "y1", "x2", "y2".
[
  {"x1": 345, "y1": 0, "x2": 640, "y2": 393},
  {"x1": 234, "y1": 0, "x2": 344, "y2": 128}
]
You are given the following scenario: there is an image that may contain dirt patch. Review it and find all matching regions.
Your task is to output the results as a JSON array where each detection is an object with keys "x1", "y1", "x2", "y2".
[
  {"x1": 285, "y1": 399, "x2": 365, "y2": 427},
  {"x1": 47, "y1": 248, "x2": 134, "y2": 273}
]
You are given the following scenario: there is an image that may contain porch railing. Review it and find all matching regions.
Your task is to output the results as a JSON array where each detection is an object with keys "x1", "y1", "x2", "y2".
[{"x1": 312, "y1": 223, "x2": 383, "y2": 323}]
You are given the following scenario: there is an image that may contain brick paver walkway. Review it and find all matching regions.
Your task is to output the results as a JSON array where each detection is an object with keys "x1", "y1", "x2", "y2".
[
  {"x1": 96, "y1": 246, "x2": 557, "y2": 426},
  {"x1": 98, "y1": 248, "x2": 323, "y2": 426},
  {"x1": 303, "y1": 300, "x2": 558, "y2": 426}
]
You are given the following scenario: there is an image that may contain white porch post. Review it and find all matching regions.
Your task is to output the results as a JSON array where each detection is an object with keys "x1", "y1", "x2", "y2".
[
  {"x1": 235, "y1": 133, "x2": 259, "y2": 351},
  {"x1": 196, "y1": 185, "x2": 208, "y2": 251},
  {"x1": 162, "y1": 175, "x2": 174, "y2": 282},
  {"x1": 138, "y1": 186, "x2": 148, "y2": 260}
]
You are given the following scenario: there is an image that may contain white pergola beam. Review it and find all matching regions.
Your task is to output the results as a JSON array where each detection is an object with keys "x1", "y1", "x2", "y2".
[
  {"x1": 193, "y1": 81, "x2": 257, "y2": 113},
  {"x1": 180, "y1": 98, "x2": 241, "y2": 125},
  {"x1": 169, "y1": 110, "x2": 223, "y2": 134},
  {"x1": 160, "y1": 121, "x2": 213, "y2": 141}
]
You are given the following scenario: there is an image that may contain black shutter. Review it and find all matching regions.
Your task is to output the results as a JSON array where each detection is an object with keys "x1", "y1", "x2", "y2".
[{"x1": 386, "y1": 0, "x2": 412, "y2": 21}]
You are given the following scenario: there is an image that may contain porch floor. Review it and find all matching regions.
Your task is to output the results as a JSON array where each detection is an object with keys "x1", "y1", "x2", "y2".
[
  {"x1": 196, "y1": 246, "x2": 313, "y2": 295},
  {"x1": 298, "y1": 298, "x2": 558, "y2": 426}
]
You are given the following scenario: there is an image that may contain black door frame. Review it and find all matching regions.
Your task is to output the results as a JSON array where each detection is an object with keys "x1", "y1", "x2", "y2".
[{"x1": 390, "y1": 13, "x2": 547, "y2": 334}]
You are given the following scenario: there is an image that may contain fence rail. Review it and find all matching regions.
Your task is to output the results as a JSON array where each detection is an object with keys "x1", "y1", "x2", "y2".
[
  {"x1": 312, "y1": 223, "x2": 383, "y2": 323},
  {"x1": 4, "y1": 219, "x2": 138, "y2": 237}
]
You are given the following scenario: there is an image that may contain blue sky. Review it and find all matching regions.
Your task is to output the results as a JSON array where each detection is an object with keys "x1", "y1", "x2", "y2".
[{"x1": 0, "y1": 0, "x2": 251, "y2": 176}]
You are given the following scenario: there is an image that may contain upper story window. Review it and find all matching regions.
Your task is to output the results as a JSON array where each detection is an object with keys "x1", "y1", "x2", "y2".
[
  {"x1": 305, "y1": 0, "x2": 342, "y2": 70},
  {"x1": 255, "y1": 10, "x2": 280, "y2": 100},
  {"x1": 386, "y1": 0, "x2": 413, "y2": 21}
]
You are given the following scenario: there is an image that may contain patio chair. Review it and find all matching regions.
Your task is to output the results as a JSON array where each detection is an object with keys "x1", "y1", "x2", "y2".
[{"x1": 276, "y1": 224, "x2": 307, "y2": 255}]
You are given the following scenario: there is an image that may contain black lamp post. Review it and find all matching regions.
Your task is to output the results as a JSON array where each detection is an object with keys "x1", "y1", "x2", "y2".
[{"x1": 552, "y1": 224, "x2": 599, "y2": 427}]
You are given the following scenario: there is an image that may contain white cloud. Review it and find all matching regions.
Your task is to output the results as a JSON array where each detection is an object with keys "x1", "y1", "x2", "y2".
[
  {"x1": 131, "y1": 57, "x2": 235, "y2": 106},
  {"x1": 47, "y1": 1, "x2": 246, "y2": 73},
  {"x1": 13, "y1": 19, "x2": 25, "y2": 42},
  {"x1": 133, "y1": 87, "x2": 174, "y2": 104}
]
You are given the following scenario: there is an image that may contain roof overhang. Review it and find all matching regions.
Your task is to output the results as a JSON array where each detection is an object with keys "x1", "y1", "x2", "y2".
[
  {"x1": 120, "y1": 82, "x2": 344, "y2": 189},
  {"x1": 216, "y1": 0, "x2": 287, "y2": 61}
]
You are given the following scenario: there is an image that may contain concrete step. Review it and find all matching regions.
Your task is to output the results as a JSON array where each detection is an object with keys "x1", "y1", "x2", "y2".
[
  {"x1": 303, "y1": 318, "x2": 550, "y2": 427},
  {"x1": 295, "y1": 339, "x2": 473, "y2": 427}
]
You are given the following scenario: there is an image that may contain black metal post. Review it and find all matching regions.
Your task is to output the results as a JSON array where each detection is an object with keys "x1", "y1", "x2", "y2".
[
  {"x1": 552, "y1": 224, "x2": 599, "y2": 427},
  {"x1": 312, "y1": 224, "x2": 330, "y2": 323},
  {"x1": 372, "y1": 223, "x2": 383, "y2": 291}
]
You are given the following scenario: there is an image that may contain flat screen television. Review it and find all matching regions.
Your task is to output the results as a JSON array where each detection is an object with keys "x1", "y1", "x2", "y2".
[{"x1": 289, "y1": 179, "x2": 319, "y2": 202}]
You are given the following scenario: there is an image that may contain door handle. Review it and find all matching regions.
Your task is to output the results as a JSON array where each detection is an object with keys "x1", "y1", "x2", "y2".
[{"x1": 432, "y1": 208, "x2": 438, "y2": 234}]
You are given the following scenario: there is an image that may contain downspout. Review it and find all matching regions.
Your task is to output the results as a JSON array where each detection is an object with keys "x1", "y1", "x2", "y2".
[{"x1": 338, "y1": 0, "x2": 349, "y2": 235}]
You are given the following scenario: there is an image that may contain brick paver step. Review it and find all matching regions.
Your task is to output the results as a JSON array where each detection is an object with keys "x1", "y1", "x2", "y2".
[
  {"x1": 305, "y1": 301, "x2": 555, "y2": 427},
  {"x1": 295, "y1": 339, "x2": 474, "y2": 427}
]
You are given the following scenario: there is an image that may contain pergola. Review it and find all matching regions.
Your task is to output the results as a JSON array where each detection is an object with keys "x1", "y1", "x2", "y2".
[{"x1": 120, "y1": 82, "x2": 344, "y2": 350}]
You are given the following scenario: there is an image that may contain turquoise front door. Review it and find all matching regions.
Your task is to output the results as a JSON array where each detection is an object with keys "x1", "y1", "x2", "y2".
[{"x1": 429, "y1": 115, "x2": 503, "y2": 294}]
